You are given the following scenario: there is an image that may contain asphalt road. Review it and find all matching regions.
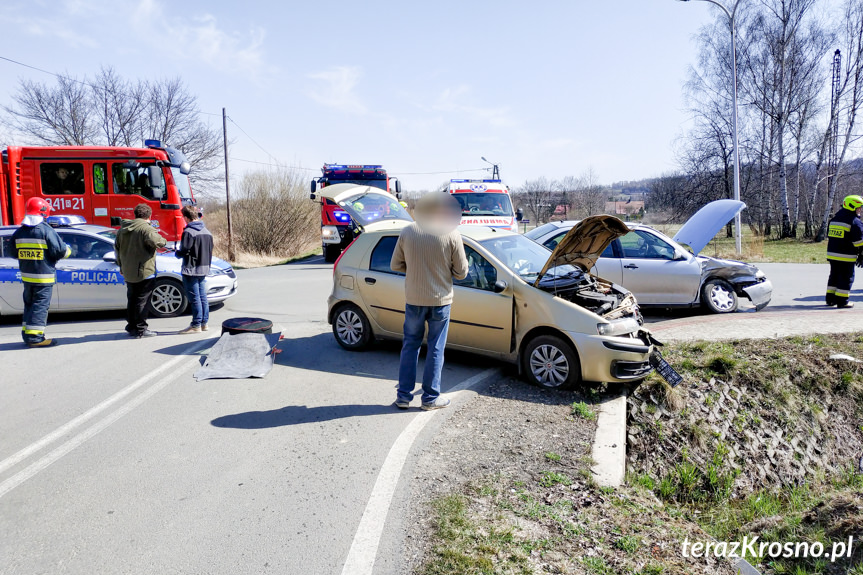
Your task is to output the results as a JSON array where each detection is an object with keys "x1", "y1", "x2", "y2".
[{"x1": 0, "y1": 258, "x2": 859, "y2": 575}]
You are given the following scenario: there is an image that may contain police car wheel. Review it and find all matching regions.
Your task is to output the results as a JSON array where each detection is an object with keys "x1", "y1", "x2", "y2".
[
  {"x1": 701, "y1": 279, "x2": 738, "y2": 314},
  {"x1": 148, "y1": 279, "x2": 188, "y2": 318},
  {"x1": 522, "y1": 335, "x2": 581, "y2": 389},
  {"x1": 332, "y1": 303, "x2": 372, "y2": 350}
]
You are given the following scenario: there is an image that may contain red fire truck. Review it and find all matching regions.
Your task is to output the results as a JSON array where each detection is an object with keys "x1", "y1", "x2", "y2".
[
  {"x1": 0, "y1": 140, "x2": 195, "y2": 241},
  {"x1": 310, "y1": 164, "x2": 401, "y2": 262}
]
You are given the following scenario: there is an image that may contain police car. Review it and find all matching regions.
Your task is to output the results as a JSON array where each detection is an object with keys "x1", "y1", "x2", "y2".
[{"x1": 0, "y1": 216, "x2": 238, "y2": 317}]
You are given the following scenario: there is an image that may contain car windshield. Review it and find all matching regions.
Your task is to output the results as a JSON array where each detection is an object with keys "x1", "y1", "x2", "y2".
[
  {"x1": 338, "y1": 192, "x2": 412, "y2": 225},
  {"x1": 171, "y1": 168, "x2": 194, "y2": 200},
  {"x1": 452, "y1": 193, "x2": 514, "y2": 217},
  {"x1": 97, "y1": 229, "x2": 118, "y2": 241},
  {"x1": 524, "y1": 222, "x2": 560, "y2": 241},
  {"x1": 479, "y1": 233, "x2": 579, "y2": 283}
]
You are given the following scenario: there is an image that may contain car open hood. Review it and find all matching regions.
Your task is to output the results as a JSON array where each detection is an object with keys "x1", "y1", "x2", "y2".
[
  {"x1": 672, "y1": 199, "x2": 746, "y2": 255},
  {"x1": 533, "y1": 214, "x2": 630, "y2": 287}
]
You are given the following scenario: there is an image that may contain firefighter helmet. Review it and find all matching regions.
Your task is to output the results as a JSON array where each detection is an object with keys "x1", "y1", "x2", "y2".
[
  {"x1": 24, "y1": 197, "x2": 52, "y2": 217},
  {"x1": 842, "y1": 195, "x2": 863, "y2": 211}
]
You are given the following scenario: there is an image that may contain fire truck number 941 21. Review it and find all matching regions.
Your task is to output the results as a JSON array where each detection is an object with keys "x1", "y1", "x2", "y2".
[{"x1": 49, "y1": 197, "x2": 85, "y2": 211}]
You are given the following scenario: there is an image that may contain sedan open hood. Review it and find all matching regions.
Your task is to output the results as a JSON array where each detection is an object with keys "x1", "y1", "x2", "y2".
[
  {"x1": 672, "y1": 199, "x2": 746, "y2": 255},
  {"x1": 533, "y1": 215, "x2": 630, "y2": 287}
]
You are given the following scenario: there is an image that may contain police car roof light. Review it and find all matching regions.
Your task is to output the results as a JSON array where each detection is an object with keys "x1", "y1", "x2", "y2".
[
  {"x1": 47, "y1": 214, "x2": 88, "y2": 227},
  {"x1": 144, "y1": 139, "x2": 162, "y2": 148},
  {"x1": 450, "y1": 179, "x2": 502, "y2": 184}
]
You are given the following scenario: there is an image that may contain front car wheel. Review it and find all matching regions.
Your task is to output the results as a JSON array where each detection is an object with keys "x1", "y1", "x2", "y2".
[
  {"x1": 522, "y1": 334, "x2": 582, "y2": 389},
  {"x1": 148, "y1": 279, "x2": 188, "y2": 318},
  {"x1": 701, "y1": 278, "x2": 738, "y2": 314}
]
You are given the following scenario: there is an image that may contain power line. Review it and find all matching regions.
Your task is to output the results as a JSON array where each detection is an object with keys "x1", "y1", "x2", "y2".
[
  {"x1": 233, "y1": 157, "x2": 316, "y2": 171},
  {"x1": 397, "y1": 168, "x2": 489, "y2": 175}
]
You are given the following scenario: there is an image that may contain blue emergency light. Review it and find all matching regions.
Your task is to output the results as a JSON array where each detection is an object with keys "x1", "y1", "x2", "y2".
[
  {"x1": 450, "y1": 179, "x2": 501, "y2": 183},
  {"x1": 46, "y1": 215, "x2": 87, "y2": 227},
  {"x1": 144, "y1": 139, "x2": 162, "y2": 148},
  {"x1": 333, "y1": 210, "x2": 351, "y2": 223}
]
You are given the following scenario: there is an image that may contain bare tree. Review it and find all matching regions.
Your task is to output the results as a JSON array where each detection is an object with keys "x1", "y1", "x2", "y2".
[
  {"x1": 514, "y1": 177, "x2": 555, "y2": 224},
  {"x1": 2, "y1": 67, "x2": 223, "y2": 193},
  {"x1": 4, "y1": 75, "x2": 97, "y2": 145}
]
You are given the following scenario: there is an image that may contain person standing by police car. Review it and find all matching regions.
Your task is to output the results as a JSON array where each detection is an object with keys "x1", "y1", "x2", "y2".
[
  {"x1": 175, "y1": 205, "x2": 213, "y2": 334},
  {"x1": 11, "y1": 198, "x2": 71, "y2": 347},
  {"x1": 826, "y1": 195, "x2": 863, "y2": 308},
  {"x1": 115, "y1": 204, "x2": 167, "y2": 338}
]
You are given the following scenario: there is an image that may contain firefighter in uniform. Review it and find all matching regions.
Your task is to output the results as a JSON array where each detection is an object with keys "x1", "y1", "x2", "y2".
[
  {"x1": 11, "y1": 198, "x2": 71, "y2": 347},
  {"x1": 826, "y1": 194, "x2": 863, "y2": 308}
]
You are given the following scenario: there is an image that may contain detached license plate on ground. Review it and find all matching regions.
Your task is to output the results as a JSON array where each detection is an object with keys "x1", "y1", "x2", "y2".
[{"x1": 650, "y1": 352, "x2": 683, "y2": 387}]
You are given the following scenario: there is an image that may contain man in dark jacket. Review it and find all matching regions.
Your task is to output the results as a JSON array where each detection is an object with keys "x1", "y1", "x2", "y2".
[
  {"x1": 826, "y1": 194, "x2": 863, "y2": 308},
  {"x1": 175, "y1": 205, "x2": 214, "y2": 334},
  {"x1": 11, "y1": 198, "x2": 71, "y2": 347},
  {"x1": 115, "y1": 204, "x2": 167, "y2": 337}
]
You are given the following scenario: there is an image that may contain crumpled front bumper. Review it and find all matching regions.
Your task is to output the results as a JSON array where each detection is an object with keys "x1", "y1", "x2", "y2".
[{"x1": 742, "y1": 279, "x2": 773, "y2": 311}]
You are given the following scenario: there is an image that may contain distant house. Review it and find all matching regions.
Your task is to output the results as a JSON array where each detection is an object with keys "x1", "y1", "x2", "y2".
[{"x1": 605, "y1": 200, "x2": 644, "y2": 217}]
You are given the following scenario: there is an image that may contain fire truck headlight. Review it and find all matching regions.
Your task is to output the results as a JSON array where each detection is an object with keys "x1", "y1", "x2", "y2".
[{"x1": 322, "y1": 226, "x2": 341, "y2": 244}]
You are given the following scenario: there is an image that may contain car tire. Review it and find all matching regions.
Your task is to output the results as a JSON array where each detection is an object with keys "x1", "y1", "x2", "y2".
[
  {"x1": 148, "y1": 278, "x2": 188, "y2": 318},
  {"x1": 323, "y1": 244, "x2": 340, "y2": 263},
  {"x1": 522, "y1": 335, "x2": 581, "y2": 389},
  {"x1": 332, "y1": 303, "x2": 373, "y2": 350},
  {"x1": 701, "y1": 278, "x2": 738, "y2": 314}
]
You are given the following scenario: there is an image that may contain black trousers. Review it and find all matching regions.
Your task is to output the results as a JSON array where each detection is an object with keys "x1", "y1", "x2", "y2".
[
  {"x1": 22, "y1": 283, "x2": 53, "y2": 344},
  {"x1": 125, "y1": 278, "x2": 155, "y2": 335},
  {"x1": 826, "y1": 260, "x2": 855, "y2": 305}
]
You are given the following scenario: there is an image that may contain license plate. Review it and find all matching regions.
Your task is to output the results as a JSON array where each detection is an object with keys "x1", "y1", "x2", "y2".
[{"x1": 650, "y1": 352, "x2": 683, "y2": 387}]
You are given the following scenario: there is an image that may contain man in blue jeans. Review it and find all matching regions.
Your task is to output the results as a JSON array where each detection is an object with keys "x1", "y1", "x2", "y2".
[
  {"x1": 176, "y1": 205, "x2": 214, "y2": 334},
  {"x1": 390, "y1": 193, "x2": 468, "y2": 410}
]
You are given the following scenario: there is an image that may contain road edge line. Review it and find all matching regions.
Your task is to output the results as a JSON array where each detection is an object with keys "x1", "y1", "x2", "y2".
[{"x1": 339, "y1": 367, "x2": 500, "y2": 575}]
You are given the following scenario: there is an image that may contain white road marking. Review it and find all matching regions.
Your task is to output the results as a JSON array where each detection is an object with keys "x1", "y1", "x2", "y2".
[
  {"x1": 0, "y1": 339, "x2": 211, "y2": 493},
  {"x1": 340, "y1": 367, "x2": 500, "y2": 575}
]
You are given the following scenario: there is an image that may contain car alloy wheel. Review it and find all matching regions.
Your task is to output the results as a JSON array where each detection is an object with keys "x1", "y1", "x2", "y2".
[
  {"x1": 336, "y1": 309, "x2": 364, "y2": 345},
  {"x1": 150, "y1": 280, "x2": 186, "y2": 317},
  {"x1": 530, "y1": 344, "x2": 570, "y2": 387},
  {"x1": 702, "y1": 278, "x2": 738, "y2": 314},
  {"x1": 332, "y1": 304, "x2": 373, "y2": 350}
]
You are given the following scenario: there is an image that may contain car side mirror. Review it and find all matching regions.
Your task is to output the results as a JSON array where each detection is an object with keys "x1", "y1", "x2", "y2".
[
  {"x1": 492, "y1": 279, "x2": 507, "y2": 293},
  {"x1": 674, "y1": 250, "x2": 689, "y2": 261},
  {"x1": 310, "y1": 180, "x2": 317, "y2": 194},
  {"x1": 516, "y1": 208, "x2": 524, "y2": 222},
  {"x1": 103, "y1": 251, "x2": 117, "y2": 263}
]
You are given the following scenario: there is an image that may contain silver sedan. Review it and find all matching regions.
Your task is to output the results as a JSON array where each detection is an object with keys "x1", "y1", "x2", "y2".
[{"x1": 525, "y1": 201, "x2": 772, "y2": 313}]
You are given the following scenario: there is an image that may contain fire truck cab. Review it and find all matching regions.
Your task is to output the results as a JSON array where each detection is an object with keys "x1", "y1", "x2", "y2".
[
  {"x1": 0, "y1": 140, "x2": 195, "y2": 241},
  {"x1": 310, "y1": 164, "x2": 401, "y2": 262},
  {"x1": 447, "y1": 179, "x2": 522, "y2": 233}
]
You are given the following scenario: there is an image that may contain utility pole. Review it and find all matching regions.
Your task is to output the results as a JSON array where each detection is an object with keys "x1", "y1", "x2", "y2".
[
  {"x1": 481, "y1": 156, "x2": 500, "y2": 180},
  {"x1": 678, "y1": 0, "x2": 743, "y2": 255},
  {"x1": 222, "y1": 107, "x2": 235, "y2": 261}
]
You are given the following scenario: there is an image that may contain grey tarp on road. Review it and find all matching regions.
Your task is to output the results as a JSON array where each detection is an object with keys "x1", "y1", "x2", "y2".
[{"x1": 194, "y1": 331, "x2": 282, "y2": 381}]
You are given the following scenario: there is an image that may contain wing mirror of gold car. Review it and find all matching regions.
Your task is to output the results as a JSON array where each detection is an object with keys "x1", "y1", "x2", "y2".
[{"x1": 493, "y1": 279, "x2": 508, "y2": 293}]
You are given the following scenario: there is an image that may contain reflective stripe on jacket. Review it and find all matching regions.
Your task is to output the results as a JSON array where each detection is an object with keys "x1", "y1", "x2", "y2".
[
  {"x1": 11, "y1": 222, "x2": 71, "y2": 284},
  {"x1": 826, "y1": 208, "x2": 863, "y2": 262}
]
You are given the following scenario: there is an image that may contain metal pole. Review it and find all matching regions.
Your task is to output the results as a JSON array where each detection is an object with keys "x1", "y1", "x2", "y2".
[
  {"x1": 222, "y1": 107, "x2": 235, "y2": 261},
  {"x1": 680, "y1": 0, "x2": 743, "y2": 255},
  {"x1": 730, "y1": 7, "x2": 742, "y2": 254}
]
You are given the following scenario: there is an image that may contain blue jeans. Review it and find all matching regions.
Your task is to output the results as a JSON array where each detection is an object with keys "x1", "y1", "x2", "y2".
[
  {"x1": 22, "y1": 283, "x2": 53, "y2": 344},
  {"x1": 397, "y1": 304, "x2": 451, "y2": 404},
  {"x1": 183, "y1": 275, "x2": 209, "y2": 327}
]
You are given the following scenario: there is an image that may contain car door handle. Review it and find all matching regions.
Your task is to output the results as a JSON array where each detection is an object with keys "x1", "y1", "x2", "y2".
[
  {"x1": 624, "y1": 264, "x2": 639, "y2": 270},
  {"x1": 364, "y1": 277, "x2": 377, "y2": 285}
]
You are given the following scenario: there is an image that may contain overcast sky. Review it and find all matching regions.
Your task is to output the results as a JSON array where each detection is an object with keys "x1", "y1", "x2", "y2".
[{"x1": 0, "y1": 0, "x2": 848, "y2": 191}]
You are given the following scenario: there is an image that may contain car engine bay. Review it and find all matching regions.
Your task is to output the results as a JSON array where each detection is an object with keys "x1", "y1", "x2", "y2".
[{"x1": 536, "y1": 268, "x2": 641, "y2": 321}]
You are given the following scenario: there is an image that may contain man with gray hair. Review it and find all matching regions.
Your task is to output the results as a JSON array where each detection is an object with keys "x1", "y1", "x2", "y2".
[{"x1": 391, "y1": 193, "x2": 468, "y2": 410}]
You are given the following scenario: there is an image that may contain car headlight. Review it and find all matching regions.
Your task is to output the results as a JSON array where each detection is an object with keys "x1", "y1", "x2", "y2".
[
  {"x1": 597, "y1": 318, "x2": 640, "y2": 337},
  {"x1": 755, "y1": 269, "x2": 766, "y2": 279}
]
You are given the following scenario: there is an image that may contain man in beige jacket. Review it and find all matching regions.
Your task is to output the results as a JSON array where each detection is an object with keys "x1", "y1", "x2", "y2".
[{"x1": 391, "y1": 193, "x2": 468, "y2": 410}]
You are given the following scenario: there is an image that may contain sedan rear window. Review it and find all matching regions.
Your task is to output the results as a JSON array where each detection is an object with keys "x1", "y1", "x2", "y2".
[{"x1": 369, "y1": 236, "x2": 403, "y2": 275}]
